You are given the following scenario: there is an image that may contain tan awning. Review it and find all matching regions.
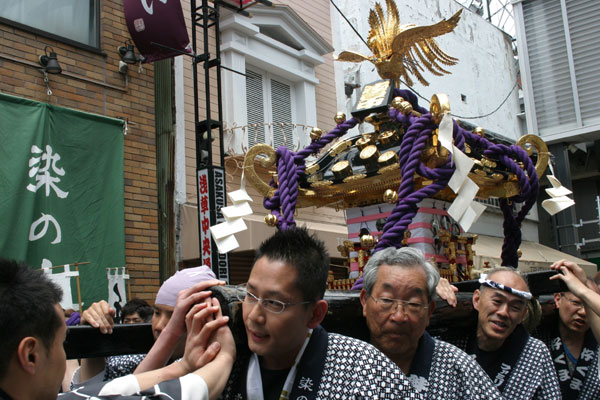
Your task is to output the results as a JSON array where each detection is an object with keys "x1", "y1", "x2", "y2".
[
  {"x1": 179, "y1": 204, "x2": 348, "y2": 260},
  {"x1": 181, "y1": 203, "x2": 596, "y2": 276},
  {"x1": 473, "y1": 234, "x2": 596, "y2": 276}
]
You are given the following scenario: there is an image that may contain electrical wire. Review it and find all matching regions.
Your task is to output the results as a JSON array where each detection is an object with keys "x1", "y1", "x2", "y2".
[{"x1": 329, "y1": 0, "x2": 369, "y2": 48}]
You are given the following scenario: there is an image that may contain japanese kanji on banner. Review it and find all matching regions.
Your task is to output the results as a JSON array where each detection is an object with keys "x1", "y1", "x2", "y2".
[{"x1": 0, "y1": 92, "x2": 125, "y2": 308}]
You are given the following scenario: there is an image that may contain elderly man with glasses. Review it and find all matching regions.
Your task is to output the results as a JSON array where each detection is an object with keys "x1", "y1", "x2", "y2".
[
  {"x1": 220, "y1": 227, "x2": 422, "y2": 400},
  {"x1": 358, "y1": 246, "x2": 502, "y2": 398}
]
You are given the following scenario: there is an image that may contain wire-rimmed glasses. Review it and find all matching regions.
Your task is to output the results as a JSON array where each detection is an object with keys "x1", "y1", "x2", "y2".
[{"x1": 236, "y1": 284, "x2": 311, "y2": 314}]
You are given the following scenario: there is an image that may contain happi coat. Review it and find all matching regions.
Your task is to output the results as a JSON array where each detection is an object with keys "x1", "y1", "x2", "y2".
[
  {"x1": 449, "y1": 325, "x2": 561, "y2": 400},
  {"x1": 219, "y1": 325, "x2": 423, "y2": 400},
  {"x1": 409, "y1": 332, "x2": 502, "y2": 399},
  {"x1": 537, "y1": 328, "x2": 600, "y2": 400}
]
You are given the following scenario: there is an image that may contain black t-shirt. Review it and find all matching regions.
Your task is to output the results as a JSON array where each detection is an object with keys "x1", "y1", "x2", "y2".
[{"x1": 260, "y1": 367, "x2": 290, "y2": 400}]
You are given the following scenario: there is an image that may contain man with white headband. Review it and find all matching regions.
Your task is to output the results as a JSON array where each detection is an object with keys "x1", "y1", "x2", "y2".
[
  {"x1": 73, "y1": 266, "x2": 223, "y2": 385},
  {"x1": 447, "y1": 267, "x2": 560, "y2": 399}
]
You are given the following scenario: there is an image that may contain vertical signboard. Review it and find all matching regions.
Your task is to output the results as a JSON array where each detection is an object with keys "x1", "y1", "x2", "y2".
[{"x1": 197, "y1": 166, "x2": 229, "y2": 282}]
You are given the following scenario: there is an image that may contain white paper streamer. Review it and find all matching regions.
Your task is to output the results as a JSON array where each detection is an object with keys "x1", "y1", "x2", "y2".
[
  {"x1": 209, "y1": 172, "x2": 253, "y2": 253},
  {"x1": 541, "y1": 165, "x2": 575, "y2": 216},
  {"x1": 438, "y1": 114, "x2": 486, "y2": 232}
]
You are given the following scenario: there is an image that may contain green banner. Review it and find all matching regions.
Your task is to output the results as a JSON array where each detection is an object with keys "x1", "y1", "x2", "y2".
[{"x1": 0, "y1": 93, "x2": 125, "y2": 309}]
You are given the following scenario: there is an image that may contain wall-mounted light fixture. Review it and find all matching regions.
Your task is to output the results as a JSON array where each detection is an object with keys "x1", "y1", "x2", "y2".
[
  {"x1": 38, "y1": 46, "x2": 62, "y2": 74},
  {"x1": 118, "y1": 40, "x2": 144, "y2": 65}
]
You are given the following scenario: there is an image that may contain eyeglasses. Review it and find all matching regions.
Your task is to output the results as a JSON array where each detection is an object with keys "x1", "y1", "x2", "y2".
[
  {"x1": 236, "y1": 285, "x2": 311, "y2": 314},
  {"x1": 561, "y1": 293, "x2": 584, "y2": 309},
  {"x1": 369, "y1": 295, "x2": 428, "y2": 316}
]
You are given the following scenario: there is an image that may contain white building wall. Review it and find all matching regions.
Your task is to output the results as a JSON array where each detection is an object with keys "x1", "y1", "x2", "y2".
[{"x1": 330, "y1": 0, "x2": 523, "y2": 141}]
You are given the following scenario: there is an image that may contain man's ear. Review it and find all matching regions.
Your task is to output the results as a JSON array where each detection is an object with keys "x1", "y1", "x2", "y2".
[
  {"x1": 16, "y1": 337, "x2": 39, "y2": 376},
  {"x1": 473, "y1": 289, "x2": 481, "y2": 311},
  {"x1": 553, "y1": 293, "x2": 561, "y2": 309},
  {"x1": 359, "y1": 289, "x2": 368, "y2": 317},
  {"x1": 307, "y1": 299, "x2": 328, "y2": 329}
]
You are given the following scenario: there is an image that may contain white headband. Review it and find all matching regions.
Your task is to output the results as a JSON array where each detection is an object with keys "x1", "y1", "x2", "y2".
[{"x1": 478, "y1": 274, "x2": 532, "y2": 300}]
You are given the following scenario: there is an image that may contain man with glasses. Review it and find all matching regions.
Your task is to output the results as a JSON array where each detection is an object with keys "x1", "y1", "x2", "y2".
[
  {"x1": 358, "y1": 247, "x2": 501, "y2": 398},
  {"x1": 447, "y1": 267, "x2": 560, "y2": 399},
  {"x1": 220, "y1": 227, "x2": 421, "y2": 399},
  {"x1": 536, "y1": 259, "x2": 600, "y2": 399}
]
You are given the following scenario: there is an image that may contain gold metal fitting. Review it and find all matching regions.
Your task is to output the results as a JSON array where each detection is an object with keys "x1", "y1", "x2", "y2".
[
  {"x1": 360, "y1": 144, "x2": 380, "y2": 167},
  {"x1": 490, "y1": 173, "x2": 504, "y2": 182},
  {"x1": 329, "y1": 139, "x2": 352, "y2": 157},
  {"x1": 304, "y1": 162, "x2": 320, "y2": 175},
  {"x1": 310, "y1": 180, "x2": 333, "y2": 188},
  {"x1": 430, "y1": 93, "x2": 450, "y2": 125},
  {"x1": 378, "y1": 150, "x2": 399, "y2": 167},
  {"x1": 265, "y1": 214, "x2": 278, "y2": 227},
  {"x1": 334, "y1": 112, "x2": 346, "y2": 124},
  {"x1": 355, "y1": 134, "x2": 375, "y2": 149},
  {"x1": 343, "y1": 173, "x2": 366, "y2": 183},
  {"x1": 399, "y1": 101, "x2": 414, "y2": 115},
  {"x1": 473, "y1": 127, "x2": 485, "y2": 137},
  {"x1": 331, "y1": 160, "x2": 353, "y2": 180},
  {"x1": 383, "y1": 189, "x2": 399, "y2": 204},
  {"x1": 481, "y1": 157, "x2": 497, "y2": 169},
  {"x1": 391, "y1": 96, "x2": 405, "y2": 109},
  {"x1": 378, "y1": 130, "x2": 399, "y2": 145},
  {"x1": 310, "y1": 127, "x2": 323, "y2": 141},
  {"x1": 517, "y1": 249, "x2": 522, "y2": 258},
  {"x1": 360, "y1": 234, "x2": 375, "y2": 249}
]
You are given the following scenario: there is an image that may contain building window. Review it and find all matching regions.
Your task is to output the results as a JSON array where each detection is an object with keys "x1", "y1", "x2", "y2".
[
  {"x1": 245, "y1": 68, "x2": 295, "y2": 150},
  {"x1": 220, "y1": 5, "x2": 333, "y2": 155},
  {"x1": 0, "y1": 0, "x2": 100, "y2": 49}
]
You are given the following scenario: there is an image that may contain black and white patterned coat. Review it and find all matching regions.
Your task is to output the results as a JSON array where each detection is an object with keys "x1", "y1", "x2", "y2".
[
  {"x1": 539, "y1": 334, "x2": 600, "y2": 400},
  {"x1": 220, "y1": 332, "x2": 423, "y2": 400},
  {"x1": 410, "y1": 339, "x2": 502, "y2": 399},
  {"x1": 452, "y1": 335, "x2": 562, "y2": 400}
]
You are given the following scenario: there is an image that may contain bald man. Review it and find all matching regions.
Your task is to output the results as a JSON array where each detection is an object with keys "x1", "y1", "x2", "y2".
[{"x1": 446, "y1": 267, "x2": 560, "y2": 399}]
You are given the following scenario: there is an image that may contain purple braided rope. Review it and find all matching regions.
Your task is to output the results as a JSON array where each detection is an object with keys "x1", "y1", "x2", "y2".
[
  {"x1": 263, "y1": 118, "x2": 358, "y2": 230},
  {"x1": 394, "y1": 88, "x2": 429, "y2": 115},
  {"x1": 483, "y1": 144, "x2": 539, "y2": 267},
  {"x1": 277, "y1": 147, "x2": 298, "y2": 230},
  {"x1": 294, "y1": 118, "x2": 359, "y2": 163},
  {"x1": 374, "y1": 117, "x2": 452, "y2": 251}
]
